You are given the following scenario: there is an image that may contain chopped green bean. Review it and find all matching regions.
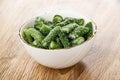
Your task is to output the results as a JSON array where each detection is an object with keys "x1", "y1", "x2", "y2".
[
  {"x1": 49, "y1": 41, "x2": 61, "y2": 49},
  {"x1": 56, "y1": 21, "x2": 68, "y2": 26},
  {"x1": 22, "y1": 29, "x2": 28, "y2": 42},
  {"x1": 23, "y1": 28, "x2": 44, "y2": 47},
  {"x1": 34, "y1": 25, "x2": 41, "y2": 30},
  {"x1": 58, "y1": 31, "x2": 71, "y2": 48},
  {"x1": 76, "y1": 18, "x2": 84, "y2": 25},
  {"x1": 69, "y1": 26, "x2": 89, "y2": 39},
  {"x1": 72, "y1": 37, "x2": 85, "y2": 46},
  {"x1": 84, "y1": 22, "x2": 93, "y2": 39},
  {"x1": 32, "y1": 40, "x2": 41, "y2": 48},
  {"x1": 41, "y1": 26, "x2": 61, "y2": 48},
  {"x1": 56, "y1": 37, "x2": 63, "y2": 48},
  {"x1": 64, "y1": 17, "x2": 76, "y2": 23},
  {"x1": 53, "y1": 15, "x2": 63, "y2": 24},
  {"x1": 40, "y1": 24, "x2": 52, "y2": 35},
  {"x1": 44, "y1": 21, "x2": 53, "y2": 26},
  {"x1": 56, "y1": 17, "x2": 76, "y2": 26},
  {"x1": 28, "y1": 28, "x2": 44, "y2": 43},
  {"x1": 34, "y1": 17, "x2": 45, "y2": 29},
  {"x1": 23, "y1": 29, "x2": 34, "y2": 44},
  {"x1": 61, "y1": 23, "x2": 79, "y2": 33},
  {"x1": 35, "y1": 17, "x2": 45, "y2": 24}
]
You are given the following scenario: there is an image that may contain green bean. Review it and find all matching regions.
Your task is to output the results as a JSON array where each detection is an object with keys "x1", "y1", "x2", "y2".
[
  {"x1": 84, "y1": 22, "x2": 93, "y2": 39},
  {"x1": 72, "y1": 37, "x2": 85, "y2": 46},
  {"x1": 44, "y1": 20, "x2": 53, "y2": 26},
  {"x1": 69, "y1": 26, "x2": 89, "y2": 39},
  {"x1": 41, "y1": 26, "x2": 61, "y2": 48},
  {"x1": 61, "y1": 23, "x2": 79, "y2": 33},
  {"x1": 23, "y1": 29, "x2": 34, "y2": 44},
  {"x1": 58, "y1": 31, "x2": 71, "y2": 48},
  {"x1": 56, "y1": 37, "x2": 63, "y2": 48},
  {"x1": 49, "y1": 41, "x2": 61, "y2": 49},
  {"x1": 34, "y1": 25, "x2": 41, "y2": 30},
  {"x1": 45, "y1": 21, "x2": 54, "y2": 29},
  {"x1": 40, "y1": 24, "x2": 52, "y2": 35},
  {"x1": 35, "y1": 17, "x2": 45, "y2": 24},
  {"x1": 56, "y1": 21, "x2": 68, "y2": 26},
  {"x1": 23, "y1": 28, "x2": 43, "y2": 47},
  {"x1": 34, "y1": 17, "x2": 45, "y2": 30},
  {"x1": 64, "y1": 17, "x2": 76, "y2": 23},
  {"x1": 22, "y1": 29, "x2": 28, "y2": 42},
  {"x1": 76, "y1": 18, "x2": 84, "y2": 25},
  {"x1": 53, "y1": 15, "x2": 63, "y2": 24},
  {"x1": 28, "y1": 28, "x2": 44, "y2": 43},
  {"x1": 56, "y1": 17, "x2": 76, "y2": 26},
  {"x1": 32, "y1": 40, "x2": 41, "y2": 48}
]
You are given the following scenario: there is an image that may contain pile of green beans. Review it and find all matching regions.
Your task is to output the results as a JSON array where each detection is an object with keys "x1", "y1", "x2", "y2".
[{"x1": 22, "y1": 15, "x2": 93, "y2": 49}]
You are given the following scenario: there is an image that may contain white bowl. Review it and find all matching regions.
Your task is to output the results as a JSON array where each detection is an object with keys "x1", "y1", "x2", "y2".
[{"x1": 19, "y1": 11, "x2": 97, "y2": 69}]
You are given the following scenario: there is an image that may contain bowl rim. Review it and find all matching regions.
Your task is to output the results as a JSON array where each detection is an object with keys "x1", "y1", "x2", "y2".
[{"x1": 19, "y1": 16, "x2": 97, "y2": 51}]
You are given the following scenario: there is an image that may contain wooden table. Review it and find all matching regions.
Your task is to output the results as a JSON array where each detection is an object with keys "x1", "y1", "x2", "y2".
[{"x1": 0, "y1": 0, "x2": 120, "y2": 80}]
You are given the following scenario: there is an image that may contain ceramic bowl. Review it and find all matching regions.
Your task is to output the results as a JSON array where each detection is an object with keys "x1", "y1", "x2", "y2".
[{"x1": 19, "y1": 11, "x2": 97, "y2": 69}]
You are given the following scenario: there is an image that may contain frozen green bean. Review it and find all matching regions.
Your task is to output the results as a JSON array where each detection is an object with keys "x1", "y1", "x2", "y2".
[
  {"x1": 44, "y1": 21, "x2": 52, "y2": 25},
  {"x1": 40, "y1": 24, "x2": 52, "y2": 35},
  {"x1": 23, "y1": 29, "x2": 34, "y2": 44},
  {"x1": 32, "y1": 40, "x2": 41, "y2": 47},
  {"x1": 61, "y1": 23, "x2": 79, "y2": 33},
  {"x1": 53, "y1": 15, "x2": 63, "y2": 24},
  {"x1": 56, "y1": 21, "x2": 68, "y2": 26},
  {"x1": 69, "y1": 26, "x2": 89, "y2": 39},
  {"x1": 84, "y1": 22, "x2": 93, "y2": 39},
  {"x1": 28, "y1": 28, "x2": 44, "y2": 43},
  {"x1": 41, "y1": 26, "x2": 61, "y2": 48},
  {"x1": 76, "y1": 18, "x2": 84, "y2": 25},
  {"x1": 58, "y1": 31, "x2": 71, "y2": 48},
  {"x1": 22, "y1": 29, "x2": 27, "y2": 42},
  {"x1": 23, "y1": 28, "x2": 44, "y2": 47},
  {"x1": 72, "y1": 37, "x2": 85, "y2": 46},
  {"x1": 49, "y1": 41, "x2": 61, "y2": 49},
  {"x1": 34, "y1": 17, "x2": 45, "y2": 30},
  {"x1": 56, "y1": 37, "x2": 63, "y2": 48},
  {"x1": 64, "y1": 17, "x2": 76, "y2": 23},
  {"x1": 56, "y1": 17, "x2": 76, "y2": 26}
]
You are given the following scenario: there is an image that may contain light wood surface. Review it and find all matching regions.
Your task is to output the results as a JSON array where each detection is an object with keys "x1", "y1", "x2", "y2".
[{"x1": 0, "y1": 0, "x2": 120, "y2": 80}]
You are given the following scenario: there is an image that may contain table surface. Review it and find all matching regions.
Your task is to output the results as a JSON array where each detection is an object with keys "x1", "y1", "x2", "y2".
[{"x1": 0, "y1": 0, "x2": 120, "y2": 80}]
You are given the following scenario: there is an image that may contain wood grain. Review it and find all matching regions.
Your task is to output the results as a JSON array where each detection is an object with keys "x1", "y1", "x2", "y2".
[{"x1": 0, "y1": 0, "x2": 120, "y2": 80}]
